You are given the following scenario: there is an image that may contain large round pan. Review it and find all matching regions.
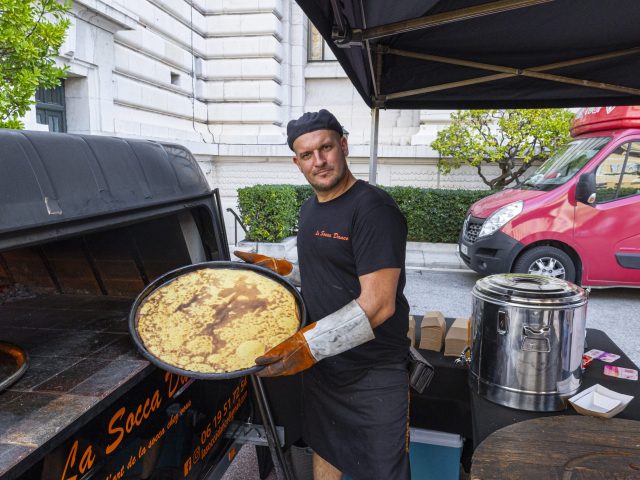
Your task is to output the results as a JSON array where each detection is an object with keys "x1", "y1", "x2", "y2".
[{"x1": 128, "y1": 261, "x2": 306, "y2": 380}]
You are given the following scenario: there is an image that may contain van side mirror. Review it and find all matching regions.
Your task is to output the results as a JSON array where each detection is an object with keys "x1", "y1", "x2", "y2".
[{"x1": 575, "y1": 172, "x2": 596, "y2": 205}]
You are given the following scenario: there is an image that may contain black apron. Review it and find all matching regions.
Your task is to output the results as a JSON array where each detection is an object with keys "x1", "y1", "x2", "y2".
[{"x1": 302, "y1": 362, "x2": 411, "y2": 480}]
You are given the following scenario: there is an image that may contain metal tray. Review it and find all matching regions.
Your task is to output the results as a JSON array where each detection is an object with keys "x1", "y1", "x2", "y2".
[
  {"x1": 0, "y1": 342, "x2": 28, "y2": 392},
  {"x1": 128, "y1": 261, "x2": 306, "y2": 380}
]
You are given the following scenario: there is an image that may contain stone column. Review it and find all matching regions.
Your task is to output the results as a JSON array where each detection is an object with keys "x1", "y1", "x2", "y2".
[{"x1": 204, "y1": 0, "x2": 288, "y2": 145}]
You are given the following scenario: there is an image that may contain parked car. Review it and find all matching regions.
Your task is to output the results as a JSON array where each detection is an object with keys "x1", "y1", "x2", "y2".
[{"x1": 459, "y1": 106, "x2": 640, "y2": 287}]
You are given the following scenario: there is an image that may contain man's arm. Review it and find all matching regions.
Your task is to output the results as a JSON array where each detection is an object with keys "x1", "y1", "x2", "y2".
[
  {"x1": 252, "y1": 267, "x2": 400, "y2": 377},
  {"x1": 236, "y1": 205, "x2": 405, "y2": 376},
  {"x1": 356, "y1": 267, "x2": 400, "y2": 328}
]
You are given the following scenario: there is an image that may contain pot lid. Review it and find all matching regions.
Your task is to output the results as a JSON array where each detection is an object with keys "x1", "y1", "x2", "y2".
[{"x1": 472, "y1": 274, "x2": 588, "y2": 308}]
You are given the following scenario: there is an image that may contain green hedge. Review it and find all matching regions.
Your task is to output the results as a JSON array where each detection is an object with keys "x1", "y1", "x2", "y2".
[
  {"x1": 384, "y1": 187, "x2": 493, "y2": 243},
  {"x1": 237, "y1": 185, "x2": 299, "y2": 242},
  {"x1": 237, "y1": 184, "x2": 493, "y2": 243}
]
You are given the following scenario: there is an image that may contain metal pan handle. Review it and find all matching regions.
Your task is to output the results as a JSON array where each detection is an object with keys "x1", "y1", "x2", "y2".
[
  {"x1": 497, "y1": 310, "x2": 509, "y2": 335},
  {"x1": 523, "y1": 325, "x2": 550, "y2": 337}
]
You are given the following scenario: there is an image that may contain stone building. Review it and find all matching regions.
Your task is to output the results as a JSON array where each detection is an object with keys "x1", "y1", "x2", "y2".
[{"x1": 22, "y1": 0, "x2": 494, "y2": 243}]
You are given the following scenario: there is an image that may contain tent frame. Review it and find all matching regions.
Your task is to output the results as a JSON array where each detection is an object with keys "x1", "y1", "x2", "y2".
[{"x1": 329, "y1": 0, "x2": 640, "y2": 183}]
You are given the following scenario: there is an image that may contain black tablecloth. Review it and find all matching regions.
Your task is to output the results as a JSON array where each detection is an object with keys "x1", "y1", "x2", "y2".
[
  {"x1": 410, "y1": 317, "x2": 472, "y2": 438},
  {"x1": 471, "y1": 328, "x2": 640, "y2": 448}
]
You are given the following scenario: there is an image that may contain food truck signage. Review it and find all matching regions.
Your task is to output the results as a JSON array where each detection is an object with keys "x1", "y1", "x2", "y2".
[{"x1": 23, "y1": 371, "x2": 249, "y2": 480}]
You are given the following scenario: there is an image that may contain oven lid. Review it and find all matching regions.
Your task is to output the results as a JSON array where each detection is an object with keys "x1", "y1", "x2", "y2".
[{"x1": 0, "y1": 130, "x2": 211, "y2": 238}]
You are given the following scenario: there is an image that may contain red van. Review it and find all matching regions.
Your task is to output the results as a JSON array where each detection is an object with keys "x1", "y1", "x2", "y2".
[{"x1": 458, "y1": 106, "x2": 640, "y2": 287}]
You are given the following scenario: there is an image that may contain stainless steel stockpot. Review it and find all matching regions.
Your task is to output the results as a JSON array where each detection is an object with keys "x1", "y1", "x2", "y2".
[{"x1": 468, "y1": 274, "x2": 588, "y2": 412}]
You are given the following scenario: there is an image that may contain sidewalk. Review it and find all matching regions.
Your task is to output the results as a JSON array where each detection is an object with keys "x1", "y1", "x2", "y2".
[
  {"x1": 405, "y1": 242, "x2": 471, "y2": 271},
  {"x1": 231, "y1": 240, "x2": 471, "y2": 272}
]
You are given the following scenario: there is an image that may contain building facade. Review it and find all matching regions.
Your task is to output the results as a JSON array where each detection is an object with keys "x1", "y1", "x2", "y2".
[{"x1": 22, "y1": 0, "x2": 494, "y2": 243}]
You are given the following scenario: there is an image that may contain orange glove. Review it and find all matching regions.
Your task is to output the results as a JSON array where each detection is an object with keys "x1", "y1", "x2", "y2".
[
  {"x1": 255, "y1": 323, "x2": 318, "y2": 376},
  {"x1": 255, "y1": 300, "x2": 374, "y2": 377},
  {"x1": 233, "y1": 250, "x2": 293, "y2": 276}
]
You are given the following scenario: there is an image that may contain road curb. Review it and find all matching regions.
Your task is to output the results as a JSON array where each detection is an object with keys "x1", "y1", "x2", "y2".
[{"x1": 231, "y1": 242, "x2": 471, "y2": 271}]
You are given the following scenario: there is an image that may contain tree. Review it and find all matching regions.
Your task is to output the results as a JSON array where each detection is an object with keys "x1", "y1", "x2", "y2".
[
  {"x1": 0, "y1": 0, "x2": 71, "y2": 129},
  {"x1": 431, "y1": 109, "x2": 574, "y2": 190}
]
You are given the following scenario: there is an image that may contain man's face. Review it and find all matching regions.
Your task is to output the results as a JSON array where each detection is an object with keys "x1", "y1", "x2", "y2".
[{"x1": 292, "y1": 129, "x2": 349, "y2": 193}]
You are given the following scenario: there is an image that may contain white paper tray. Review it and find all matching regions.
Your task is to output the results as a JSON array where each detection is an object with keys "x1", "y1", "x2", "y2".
[{"x1": 568, "y1": 384, "x2": 634, "y2": 418}]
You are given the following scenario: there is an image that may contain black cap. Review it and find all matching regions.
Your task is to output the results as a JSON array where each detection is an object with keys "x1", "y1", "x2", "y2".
[{"x1": 287, "y1": 109, "x2": 343, "y2": 151}]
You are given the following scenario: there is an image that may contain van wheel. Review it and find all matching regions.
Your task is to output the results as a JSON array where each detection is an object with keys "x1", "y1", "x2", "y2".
[{"x1": 513, "y1": 246, "x2": 577, "y2": 283}]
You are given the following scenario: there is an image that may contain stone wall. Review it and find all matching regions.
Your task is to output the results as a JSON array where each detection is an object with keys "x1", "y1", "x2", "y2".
[{"x1": 18, "y1": 0, "x2": 514, "y2": 246}]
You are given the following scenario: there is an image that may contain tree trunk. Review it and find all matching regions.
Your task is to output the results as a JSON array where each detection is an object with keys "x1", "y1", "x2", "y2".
[{"x1": 482, "y1": 157, "x2": 536, "y2": 190}]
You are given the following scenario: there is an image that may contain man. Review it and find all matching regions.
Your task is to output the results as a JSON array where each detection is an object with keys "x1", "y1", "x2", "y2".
[{"x1": 236, "y1": 109, "x2": 410, "y2": 480}]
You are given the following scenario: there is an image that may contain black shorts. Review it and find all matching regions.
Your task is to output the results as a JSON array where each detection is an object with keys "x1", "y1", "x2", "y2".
[{"x1": 302, "y1": 363, "x2": 410, "y2": 480}]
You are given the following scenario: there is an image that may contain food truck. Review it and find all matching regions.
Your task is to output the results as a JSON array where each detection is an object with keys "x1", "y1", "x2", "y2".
[{"x1": 459, "y1": 106, "x2": 640, "y2": 287}]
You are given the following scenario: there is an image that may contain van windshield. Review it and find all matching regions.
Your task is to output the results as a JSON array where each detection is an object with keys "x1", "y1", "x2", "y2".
[{"x1": 520, "y1": 136, "x2": 612, "y2": 191}]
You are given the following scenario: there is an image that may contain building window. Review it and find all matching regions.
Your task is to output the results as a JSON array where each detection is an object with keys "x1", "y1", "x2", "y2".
[
  {"x1": 308, "y1": 23, "x2": 337, "y2": 61},
  {"x1": 36, "y1": 83, "x2": 66, "y2": 132}
]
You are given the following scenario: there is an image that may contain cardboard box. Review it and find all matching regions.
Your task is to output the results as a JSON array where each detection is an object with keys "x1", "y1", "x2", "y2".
[
  {"x1": 419, "y1": 311, "x2": 446, "y2": 352},
  {"x1": 444, "y1": 318, "x2": 469, "y2": 357}
]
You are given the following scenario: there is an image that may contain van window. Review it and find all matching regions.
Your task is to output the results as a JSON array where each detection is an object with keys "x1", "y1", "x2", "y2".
[
  {"x1": 595, "y1": 142, "x2": 640, "y2": 202},
  {"x1": 520, "y1": 136, "x2": 611, "y2": 191}
]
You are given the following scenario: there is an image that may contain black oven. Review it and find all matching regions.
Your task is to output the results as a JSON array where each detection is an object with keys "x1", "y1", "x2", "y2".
[{"x1": 0, "y1": 130, "x2": 255, "y2": 480}]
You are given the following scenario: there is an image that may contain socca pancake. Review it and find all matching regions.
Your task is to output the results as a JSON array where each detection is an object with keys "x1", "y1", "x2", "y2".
[{"x1": 136, "y1": 268, "x2": 300, "y2": 373}]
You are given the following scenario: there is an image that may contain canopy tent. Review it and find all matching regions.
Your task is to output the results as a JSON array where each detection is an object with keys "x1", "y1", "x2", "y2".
[{"x1": 294, "y1": 0, "x2": 640, "y2": 182}]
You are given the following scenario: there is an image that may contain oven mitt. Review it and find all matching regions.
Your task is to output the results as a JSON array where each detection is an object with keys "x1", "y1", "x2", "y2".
[
  {"x1": 233, "y1": 250, "x2": 301, "y2": 286},
  {"x1": 255, "y1": 300, "x2": 374, "y2": 376}
]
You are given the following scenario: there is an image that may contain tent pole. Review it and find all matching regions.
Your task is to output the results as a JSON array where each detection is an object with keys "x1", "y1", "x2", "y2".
[{"x1": 368, "y1": 107, "x2": 379, "y2": 185}]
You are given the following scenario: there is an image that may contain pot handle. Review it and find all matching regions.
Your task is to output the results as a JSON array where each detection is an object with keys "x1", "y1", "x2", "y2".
[
  {"x1": 523, "y1": 325, "x2": 550, "y2": 337},
  {"x1": 521, "y1": 325, "x2": 551, "y2": 353},
  {"x1": 497, "y1": 310, "x2": 509, "y2": 335}
]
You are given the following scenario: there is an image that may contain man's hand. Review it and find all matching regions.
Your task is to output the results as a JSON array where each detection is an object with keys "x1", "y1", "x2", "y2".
[
  {"x1": 234, "y1": 250, "x2": 301, "y2": 286},
  {"x1": 255, "y1": 323, "x2": 317, "y2": 376},
  {"x1": 233, "y1": 250, "x2": 293, "y2": 275},
  {"x1": 256, "y1": 300, "x2": 374, "y2": 377}
]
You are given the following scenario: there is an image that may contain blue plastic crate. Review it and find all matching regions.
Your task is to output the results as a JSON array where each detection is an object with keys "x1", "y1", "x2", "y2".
[
  {"x1": 342, "y1": 428, "x2": 463, "y2": 480},
  {"x1": 409, "y1": 428, "x2": 463, "y2": 480}
]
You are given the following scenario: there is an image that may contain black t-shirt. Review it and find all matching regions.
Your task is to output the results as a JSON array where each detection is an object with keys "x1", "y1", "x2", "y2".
[{"x1": 297, "y1": 180, "x2": 410, "y2": 383}]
